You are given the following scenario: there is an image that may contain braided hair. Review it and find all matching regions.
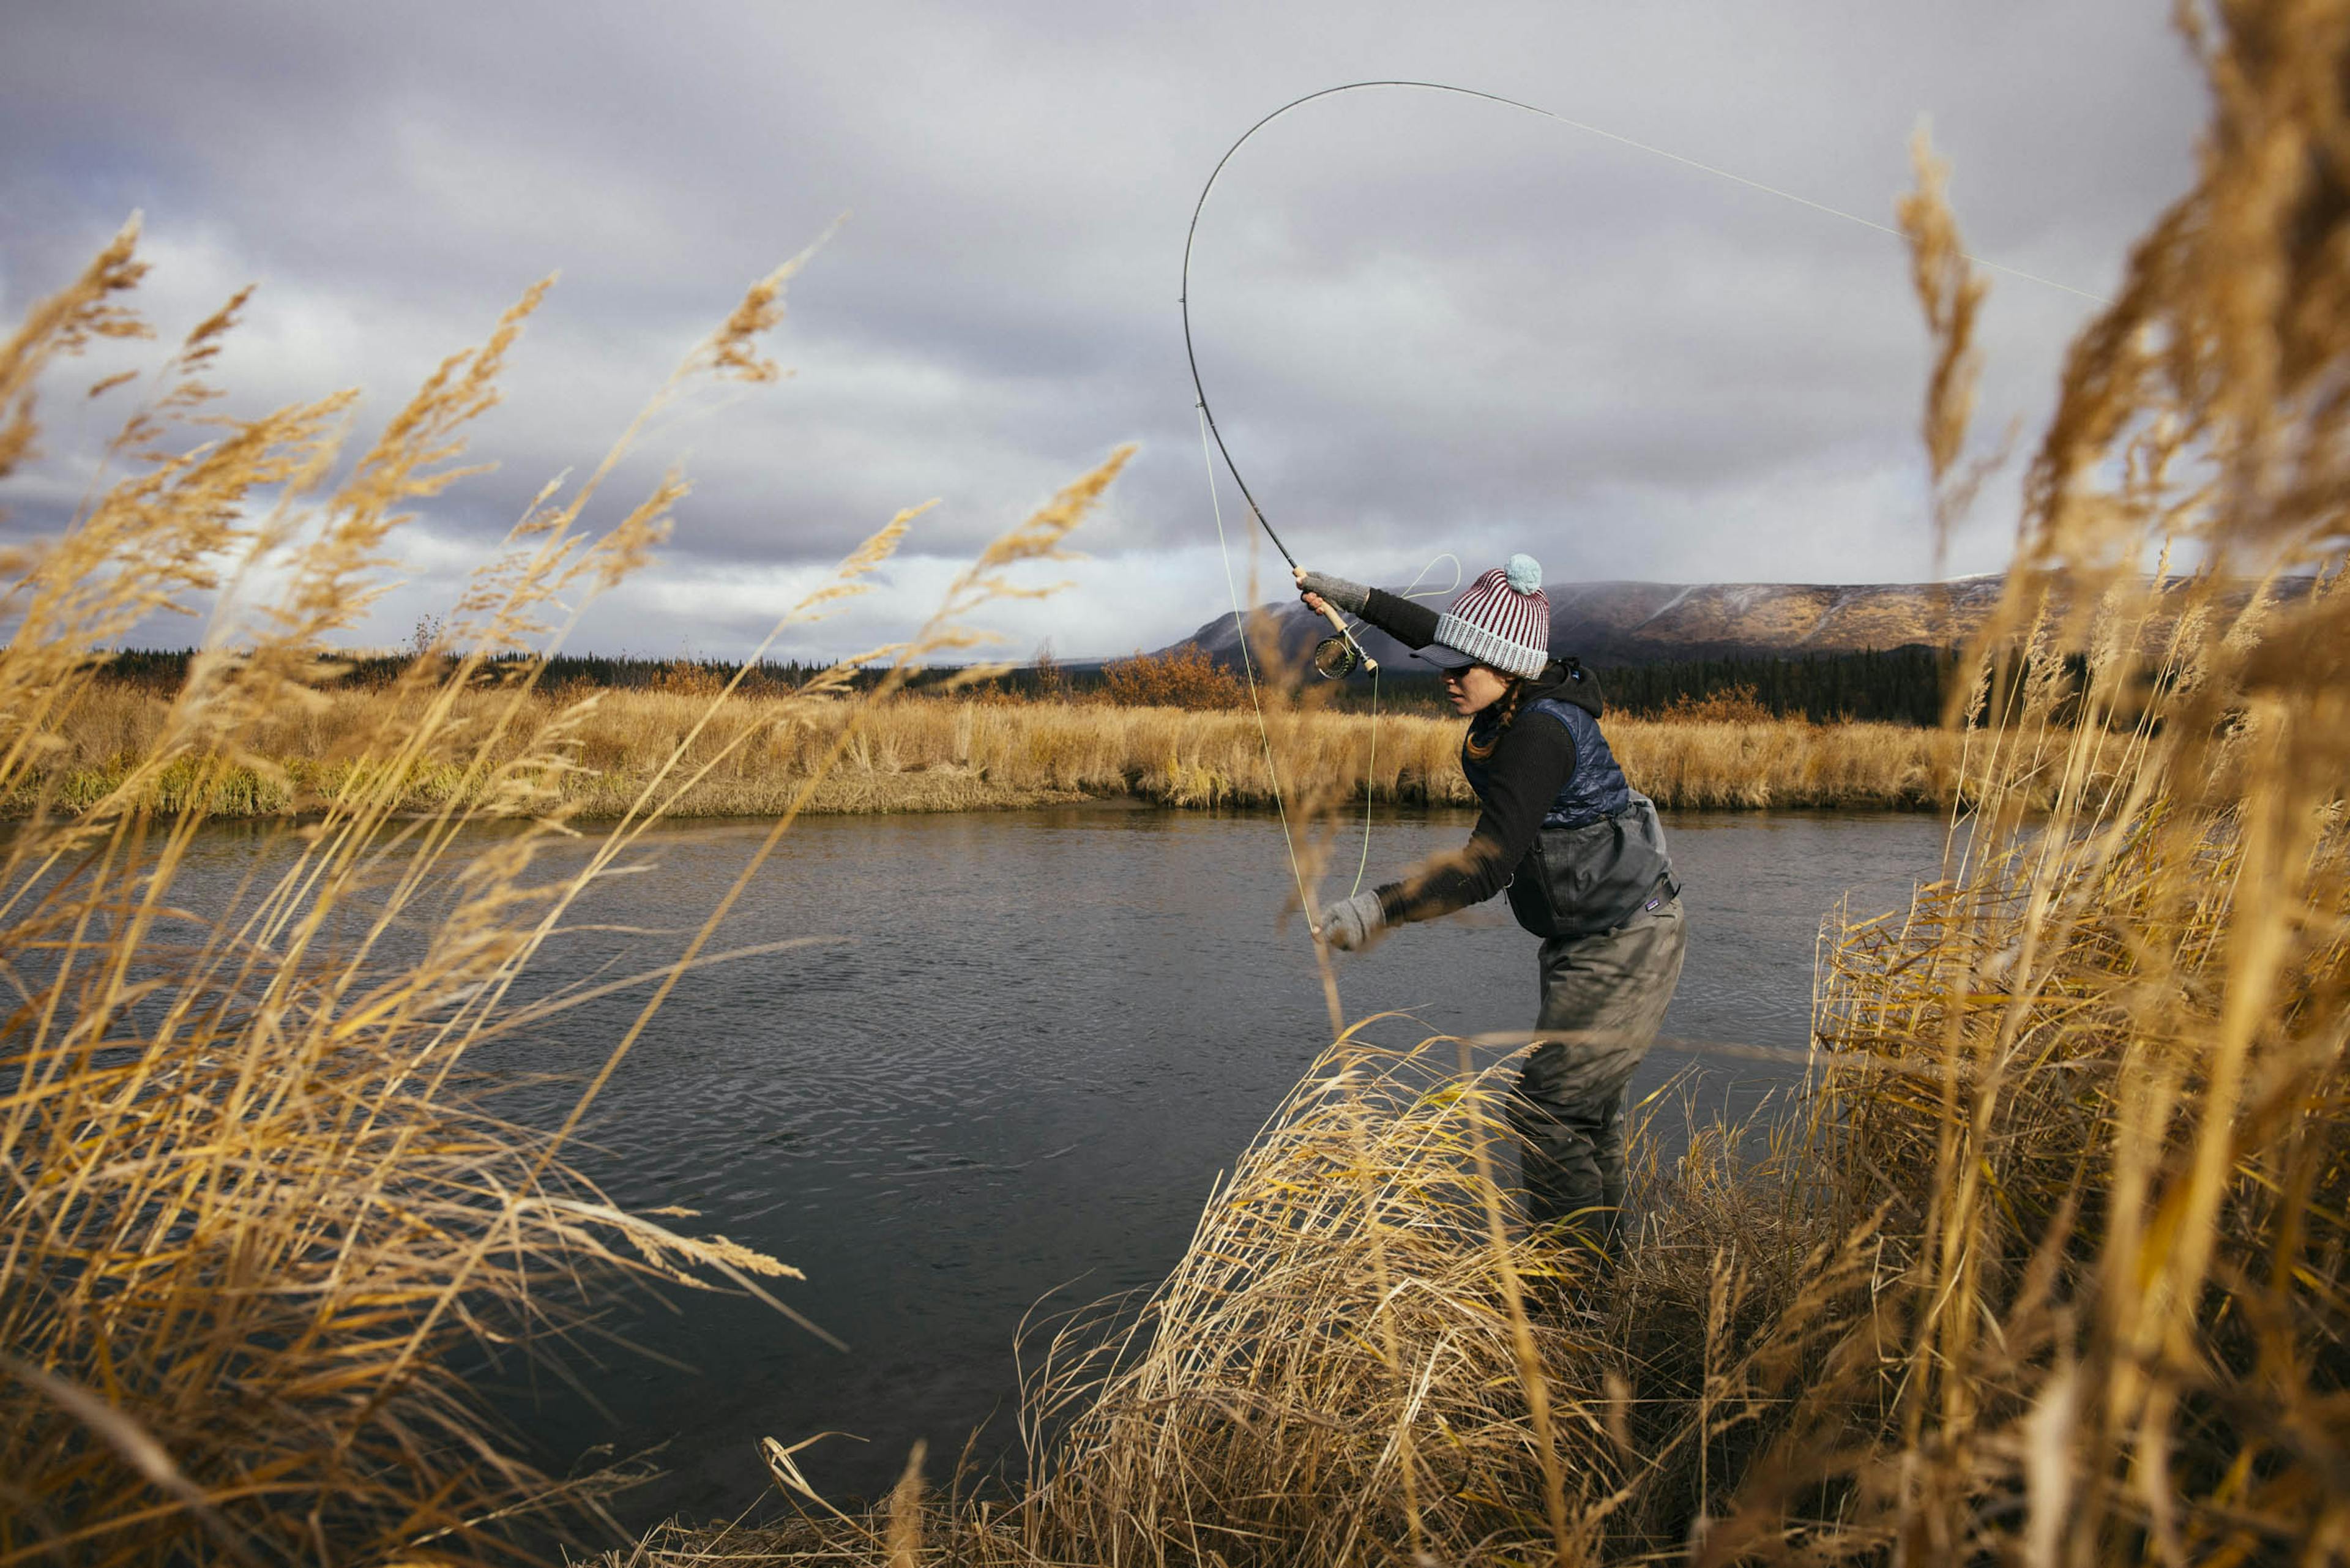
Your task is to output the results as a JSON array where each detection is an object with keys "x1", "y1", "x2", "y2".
[{"x1": 1460, "y1": 674, "x2": 1529, "y2": 761}]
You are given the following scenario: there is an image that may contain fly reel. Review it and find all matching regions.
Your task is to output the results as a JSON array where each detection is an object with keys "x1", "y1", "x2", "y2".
[{"x1": 1313, "y1": 633, "x2": 1363, "y2": 680}]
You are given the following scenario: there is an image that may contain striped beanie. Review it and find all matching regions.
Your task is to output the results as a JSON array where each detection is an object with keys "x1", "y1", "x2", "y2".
[{"x1": 1428, "y1": 554, "x2": 1550, "y2": 678}]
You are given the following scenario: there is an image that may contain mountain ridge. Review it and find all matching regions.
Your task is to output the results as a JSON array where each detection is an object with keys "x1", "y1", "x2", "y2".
[{"x1": 1166, "y1": 575, "x2": 2015, "y2": 668}]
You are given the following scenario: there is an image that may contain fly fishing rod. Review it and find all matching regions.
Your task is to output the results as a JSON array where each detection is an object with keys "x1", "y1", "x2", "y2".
[
  {"x1": 1179, "y1": 80, "x2": 2111, "y2": 685},
  {"x1": 1179, "y1": 91, "x2": 1387, "y2": 679}
]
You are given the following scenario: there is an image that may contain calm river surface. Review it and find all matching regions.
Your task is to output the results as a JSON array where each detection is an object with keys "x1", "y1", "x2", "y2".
[{"x1": 183, "y1": 806, "x2": 1953, "y2": 1526}]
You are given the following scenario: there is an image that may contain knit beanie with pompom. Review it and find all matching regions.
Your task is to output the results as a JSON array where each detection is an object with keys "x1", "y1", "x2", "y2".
[{"x1": 1422, "y1": 553, "x2": 1550, "y2": 678}]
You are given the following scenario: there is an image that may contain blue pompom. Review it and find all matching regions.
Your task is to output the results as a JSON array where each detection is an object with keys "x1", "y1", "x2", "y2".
[{"x1": 1504, "y1": 553, "x2": 1542, "y2": 594}]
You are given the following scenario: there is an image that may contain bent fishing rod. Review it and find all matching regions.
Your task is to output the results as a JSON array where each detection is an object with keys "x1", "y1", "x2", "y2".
[{"x1": 1179, "y1": 80, "x2": 2109, "y2": 682}]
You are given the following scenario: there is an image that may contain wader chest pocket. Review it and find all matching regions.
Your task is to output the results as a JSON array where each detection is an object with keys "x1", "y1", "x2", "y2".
[{"x1": 1505, "y1": 801, "x2": 1673, "y2": 939}]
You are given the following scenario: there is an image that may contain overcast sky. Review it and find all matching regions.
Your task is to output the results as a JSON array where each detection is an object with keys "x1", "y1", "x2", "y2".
[{"x1": 2, "y1": 1, "x2": 2207, "y2": 663}]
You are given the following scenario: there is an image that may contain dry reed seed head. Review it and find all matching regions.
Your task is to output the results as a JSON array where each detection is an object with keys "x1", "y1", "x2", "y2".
[
  {"x1": 705, "y1": 269, "x2": 791, "y2": 384},
  {"x1": 509, "y1": 472, "x2": 572, "y2": 542},
  {"x1": 0, "y1": 219, "x2": 152, "y2": 495},
  {"x1": 971, "y1": 445, "x2": 1131, "y2": 573},
  {"x1": 1898, "y1": 129, "x2": 1989, "y2": 488},
  {"x1": 787, "y1": 505, "x2": 923, "y2": 622},
  {"x1": 698, "y1": 228, "x2": 837, "y2": 387},
  {"x1": 889, "y1": 448, "x2": 1131, "y2": 683},
  {"x1": 578, "y1": 469, "x2": 687, "y2": 594},
  {"x1": 0, "y1": 217, "x2": 151, "y2": 392},
  {"x1": 174, "y1": 283, "x2": 253, "y2": 363},
  {"x1": 143, "y1": 285, "x2": 259, "y2": 430}
]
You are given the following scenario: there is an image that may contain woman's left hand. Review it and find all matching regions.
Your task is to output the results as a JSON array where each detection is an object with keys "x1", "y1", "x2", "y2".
[{"x1": 1318, "y1": 889, "x2": 1386, "y2": 952}]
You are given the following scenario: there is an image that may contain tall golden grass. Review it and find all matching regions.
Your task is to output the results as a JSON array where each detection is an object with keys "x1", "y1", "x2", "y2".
[
  {"x1": 12, "y1": 0, "x2": 2348, "y2": 1559},
  {"x1": 20, "y1": 682, "x2": 1964, "y2": 816},
  {"x1": 0, "y1": 219, "x2": 1131, "y2": 1561},
  {"x1": 633, "y1": 3, "x2": 2350, "y2": 1562}
]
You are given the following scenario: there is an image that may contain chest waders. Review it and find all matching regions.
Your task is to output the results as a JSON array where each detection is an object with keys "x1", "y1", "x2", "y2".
[{"x1": 1473, "y1": 699, "x2": 1689, "y2": 1255}]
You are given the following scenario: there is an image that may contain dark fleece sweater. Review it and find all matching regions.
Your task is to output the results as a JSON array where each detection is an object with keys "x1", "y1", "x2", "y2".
[{"x1": 1349, "y1": 588, "x2": 1603, "y2": 925}]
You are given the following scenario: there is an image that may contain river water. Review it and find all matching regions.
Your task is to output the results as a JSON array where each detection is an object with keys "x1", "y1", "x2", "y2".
[
  {"x1": 371, "y1": 804, "x2": 1944, "y2": 1526},
  {"x1": 148, "y1": 807, "x2": 1950, "y2": 1526}
]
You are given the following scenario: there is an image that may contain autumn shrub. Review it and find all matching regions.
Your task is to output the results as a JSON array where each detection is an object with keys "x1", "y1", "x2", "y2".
[
  {"x1": 1097, "y1": 641, "x2": 1247, "y2": 709},
  {"x1": 1655, "y1": 681, "x2": 1780, "y2": 725}
]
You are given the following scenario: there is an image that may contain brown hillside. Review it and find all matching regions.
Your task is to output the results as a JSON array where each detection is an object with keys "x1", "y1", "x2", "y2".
[{"x1": 1169, "y1": 573, "x2": 2299, "y2": 668}]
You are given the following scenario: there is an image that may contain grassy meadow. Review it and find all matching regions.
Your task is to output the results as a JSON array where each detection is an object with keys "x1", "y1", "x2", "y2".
[
  {"x1": 4, "y1": 2, "x2": 2348, "y2": 1564},
  {"x1": 21, "y1": 678, "x2": 1963, "y2": 818}
]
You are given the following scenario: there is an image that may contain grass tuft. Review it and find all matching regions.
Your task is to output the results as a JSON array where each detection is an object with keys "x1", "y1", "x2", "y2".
[{"x1": 0, "y1": 222, "x2": 1130, "y2": 1562}]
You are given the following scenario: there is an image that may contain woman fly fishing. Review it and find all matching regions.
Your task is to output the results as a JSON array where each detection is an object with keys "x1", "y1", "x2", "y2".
[{"x1": 1296, "y1": 554, "x2": 1687, "y2": 1256}]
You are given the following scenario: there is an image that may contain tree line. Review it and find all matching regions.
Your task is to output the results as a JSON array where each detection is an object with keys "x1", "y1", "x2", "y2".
[{"x1": 80, "y1": 641, "x2": 1969, "y2": 725}]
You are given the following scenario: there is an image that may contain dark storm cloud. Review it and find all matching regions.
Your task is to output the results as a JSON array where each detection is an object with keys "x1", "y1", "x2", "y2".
[{"x1": 1, "y1": 0, "x2": 2204, "y2": 658}]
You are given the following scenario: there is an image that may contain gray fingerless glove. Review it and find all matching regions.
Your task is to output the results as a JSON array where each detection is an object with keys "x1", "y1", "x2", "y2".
[
  {"x1": 1296, "y1": 571, "x2": 1371, "y2": 614},
  {"x1": 1318, "y1": 887, "x2": 1387, "y2": 952}
]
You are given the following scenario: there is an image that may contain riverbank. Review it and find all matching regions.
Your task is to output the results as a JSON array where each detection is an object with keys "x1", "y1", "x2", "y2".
[{"x1": 26, "y1": 684, "x2": 1961, "y2": 818}]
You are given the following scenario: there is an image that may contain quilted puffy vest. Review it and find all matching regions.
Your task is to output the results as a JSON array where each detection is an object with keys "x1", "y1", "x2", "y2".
[{"x1": 1461, "y1": 696, "x2": 1677, "y2": 939}]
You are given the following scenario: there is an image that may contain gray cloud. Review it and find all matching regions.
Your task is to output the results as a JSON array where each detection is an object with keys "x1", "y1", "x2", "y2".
[{"x1": 2, "y1": 0, "x2": 2205, "y2": 659}]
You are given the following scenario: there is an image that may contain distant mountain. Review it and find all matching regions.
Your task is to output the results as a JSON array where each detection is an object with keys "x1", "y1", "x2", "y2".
[{"x1": 1169, "y1": 577, "x2": 2014, "y2": 669}]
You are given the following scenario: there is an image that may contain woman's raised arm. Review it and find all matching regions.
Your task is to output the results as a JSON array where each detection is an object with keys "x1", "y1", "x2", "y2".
[{"x1": 1295, "y1": 569, "x2": 1441, "y2": 649}]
